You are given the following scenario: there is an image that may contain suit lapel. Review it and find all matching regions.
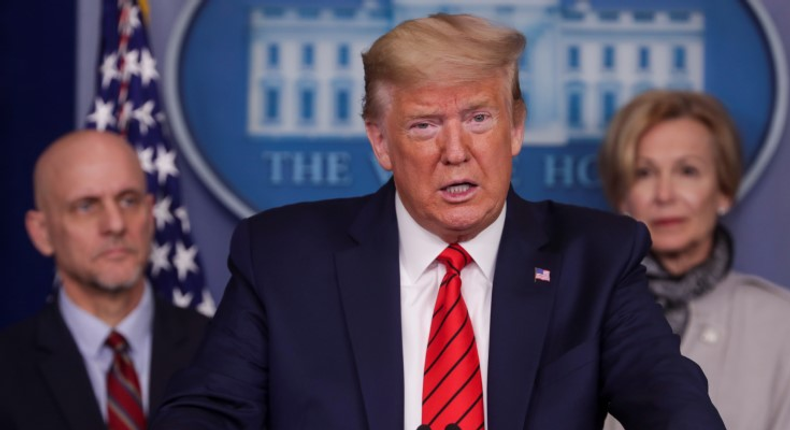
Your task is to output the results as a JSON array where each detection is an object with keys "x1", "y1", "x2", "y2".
[
  {"x1": 148, "y1": 298, "x2": 187, "y2": 416},
  {"x1": 487, "y1": 193, "x2": 561, "y2": 429},
  {"x1": 36, "y1": 303, "x2": 106, "y2": 430},
  {"x1": 336, "y1": 181, "x2": 404, "y2": 430}
]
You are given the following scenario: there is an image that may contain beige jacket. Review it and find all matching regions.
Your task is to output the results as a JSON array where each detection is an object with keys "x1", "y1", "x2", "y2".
[{"x1": 605, "y1": 271, "x2": 790, "y2": 430}]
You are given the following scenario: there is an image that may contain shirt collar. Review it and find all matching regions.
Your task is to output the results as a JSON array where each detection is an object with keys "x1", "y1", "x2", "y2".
[
  {"x1": 59, "y1": 283, "x2": 154, "y2": 357},
  {"x1": 395, "y1": 192, "x2": 506, "y2": 284},
  {"x1": 117, "y1": 283, "x2": 154, "y2": 355}
]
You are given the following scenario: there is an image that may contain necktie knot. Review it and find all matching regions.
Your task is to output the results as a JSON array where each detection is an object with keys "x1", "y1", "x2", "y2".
[
  {"x1": 106, "y1": 331, "x2": 129, "y2": 354},
  {"x1": 437, "y1": 244, "x2": 472, "y2": 275}
]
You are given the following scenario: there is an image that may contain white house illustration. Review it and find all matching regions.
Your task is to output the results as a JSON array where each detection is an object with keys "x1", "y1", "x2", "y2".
[{"x1": 246, "y1": 0, "x2": 704, "y2": 145}]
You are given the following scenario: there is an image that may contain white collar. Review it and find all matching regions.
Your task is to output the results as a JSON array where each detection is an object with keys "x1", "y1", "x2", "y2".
[{"x1": 395, "y1": 192, "x2": 506, "y2": 284}]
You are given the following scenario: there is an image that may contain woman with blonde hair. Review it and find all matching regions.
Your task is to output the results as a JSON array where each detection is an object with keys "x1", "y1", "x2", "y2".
[{"x1": 599, "y1": 90, "x2": 790, "y2": 430}]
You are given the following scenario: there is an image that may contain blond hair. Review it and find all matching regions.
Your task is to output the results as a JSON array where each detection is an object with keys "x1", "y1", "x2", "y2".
[
  {"x1": 599, "y1": 90, "x2": 743, "y2": 207},
  {"x1": 361, "y1": 13, "x2": 526, "y2": 120}
]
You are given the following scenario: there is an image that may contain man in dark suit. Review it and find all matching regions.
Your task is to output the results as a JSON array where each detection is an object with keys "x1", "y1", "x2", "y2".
[
  {"x1": 153, "y1": 14, "x2": 724, "y2": 430},
  {"x1": 0, "y1": 130, "x2": 208, "y2": 430}
]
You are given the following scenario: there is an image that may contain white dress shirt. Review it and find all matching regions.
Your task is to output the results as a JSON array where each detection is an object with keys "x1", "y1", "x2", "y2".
[
  {"x1": 396, "y1": 194, "x2": 506, "y2": 430},
  {"x1": 59, "y1": 284, "x2": 154, "y2": 420}
]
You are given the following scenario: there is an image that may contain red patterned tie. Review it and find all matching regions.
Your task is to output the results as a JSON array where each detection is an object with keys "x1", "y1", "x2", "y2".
[
  {"x1": 106, "y1": 331, "x2": 146, "y2": 430},
  {"x1": 422, "y1": 244, "x2": 485, "y2": 430}
]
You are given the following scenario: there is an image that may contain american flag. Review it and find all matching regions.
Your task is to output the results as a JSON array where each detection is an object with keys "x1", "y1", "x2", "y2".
[
  {"x1": 534, "y1": 267, "x2": 551, "y2": 283},
  {"x1": 85, "y1": 0, "x2": 215, "y2": 316}
]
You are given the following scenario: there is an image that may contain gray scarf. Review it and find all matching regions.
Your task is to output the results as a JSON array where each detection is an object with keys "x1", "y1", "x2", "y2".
[{"x1": 643, "y1": 225, "x2": 733, "y2": 337}]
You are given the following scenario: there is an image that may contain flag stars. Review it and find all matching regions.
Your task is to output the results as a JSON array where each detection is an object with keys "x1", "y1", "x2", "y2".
[
  {"x1": 119, "y1": 5, "x2": 142, "y2": 36},
  {"x1": 100, "y1": 53, "x2": 119, "y2": 88},
  {"x1": 172, "y1": 289, "x2": 194, "y2": 309},
  {"x1": 137, "y1": 146, "x2": 155, "y2": 175},
  {"x1": 153, "y1": 196, "x2": 174, "y2": 230},
  {"x1": 173, "y1": 241, "x2": 199, "y2": 282},
  {"x1": 139, "y1": 49, "x2": 160, "y2": 86},
  {"x1": 86, "y1": 98, "x2": 116, "y2": 131},
  {"x1": 154, "y1": 145, "x2": 179, "y2": 184},
  {"x1": 121, "y1": 50, "x2": 141, "y2": 81},
  {"x1": 197, "y1": 289, "x2": 216, "y2": 317},
  {"x1": 149, "y1": 242, "x2": 171, "y2": 276},
  {"x1": 90, "y1": 0, "x2": 209, "y2": 316},
  {"x1": 132, "y1": 100, "x2": 156, "y2": 135},
  {"x1": 174, "y1": 207, "x2": 191, "y2": 233}
]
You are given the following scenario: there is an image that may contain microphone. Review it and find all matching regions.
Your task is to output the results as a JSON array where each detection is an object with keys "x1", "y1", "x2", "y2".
[{"x1": 416, "y1": 426, "x2": 432, "y2": 430}]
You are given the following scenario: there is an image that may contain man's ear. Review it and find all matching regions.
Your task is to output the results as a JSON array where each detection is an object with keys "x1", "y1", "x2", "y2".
[
  {"x1": 25, "y1": 209, "x2": 54, "y2": 257},
  {"x1": 365, "y1": 120, "x2": 393, "y2": 171},
  {"x1": 510, "y1": 100, "x2": 527, "y2": 157}
]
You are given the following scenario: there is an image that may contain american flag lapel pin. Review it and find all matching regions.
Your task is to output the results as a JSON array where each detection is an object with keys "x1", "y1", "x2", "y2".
[{"x1": 534, "y1": 267, "x2": 551, "y2": 283}]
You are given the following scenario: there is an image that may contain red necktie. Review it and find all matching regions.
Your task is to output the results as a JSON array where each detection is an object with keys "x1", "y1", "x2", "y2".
[
  {"x1": 422, "y1": 244, "x2": 485, "y2": 430},
  {"x1": 106, "y1": 331, "x2": 146, "y2": 430}
]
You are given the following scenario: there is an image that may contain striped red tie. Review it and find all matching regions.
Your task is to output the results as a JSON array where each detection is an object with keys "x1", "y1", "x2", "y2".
[
  {"x1": 422, "y1": 244, "x2": 485, "y2": 430},
  {"x1": 106, "y1": 331, "x2": 146, "y2": 430}
]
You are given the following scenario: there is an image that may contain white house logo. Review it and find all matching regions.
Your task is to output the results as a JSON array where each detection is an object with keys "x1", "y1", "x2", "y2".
[{"x1": 165, "y1": 0, "x2": 787, "y2": 218}]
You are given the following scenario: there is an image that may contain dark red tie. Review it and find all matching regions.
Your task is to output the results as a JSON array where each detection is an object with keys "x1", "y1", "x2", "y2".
[
  {"x1": 106, "y1": 331, "x2": 146, "y2": 430},
  {"x1": 422, "y1": 244, "x2": 485, "y2": 430}
]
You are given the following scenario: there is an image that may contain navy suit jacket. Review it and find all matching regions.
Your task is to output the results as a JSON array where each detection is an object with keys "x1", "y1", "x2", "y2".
[
  {"x1": 154, "y1": 181, "x2": 724, "y2": 429},
  {"x1": 0, "y1": 294, "x2": 208, "y2": 430}
]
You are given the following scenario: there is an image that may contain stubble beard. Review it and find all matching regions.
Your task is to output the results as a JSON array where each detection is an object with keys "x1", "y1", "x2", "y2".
[{"x1": 83, "y1": 264, "x2": 144, "y2": 295}]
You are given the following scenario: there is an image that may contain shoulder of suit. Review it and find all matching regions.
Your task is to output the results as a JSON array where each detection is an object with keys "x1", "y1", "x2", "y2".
[
  {"x1": 528, "y1": 199, "x2": 640, "y2": 237},
  {"x1": 0, "y1": 316, "x2": 36, "y2": 350},
  {"x1": 698, "y1": 271, "x2": 790, "y2": 333},
  {"x1": 0, "y1": 303, "x2": 54, "y2": 346},
  {"x1": 249, "y1": 193, "x2": 371, "y2": 223},
  {"x1": 241, "y1": 193, "x2": 372, "y2": 233},
  {"x1": 0, "y1": 303, "x2": 56, "y2": 367},
  {"x1": 692, "y1": 272, "x2": 790, "y2": 358},
  {"x1": 233, "y1": 191, "x2": 382, "y2": 252},
  {"x1": 718, "y1": 271, "x2": 790, "y2": 310}
]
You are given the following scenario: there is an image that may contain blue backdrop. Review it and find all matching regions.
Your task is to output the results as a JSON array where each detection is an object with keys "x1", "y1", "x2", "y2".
[{"x1": 2, "y1": 0, "x2": 790, "y2": 328}]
